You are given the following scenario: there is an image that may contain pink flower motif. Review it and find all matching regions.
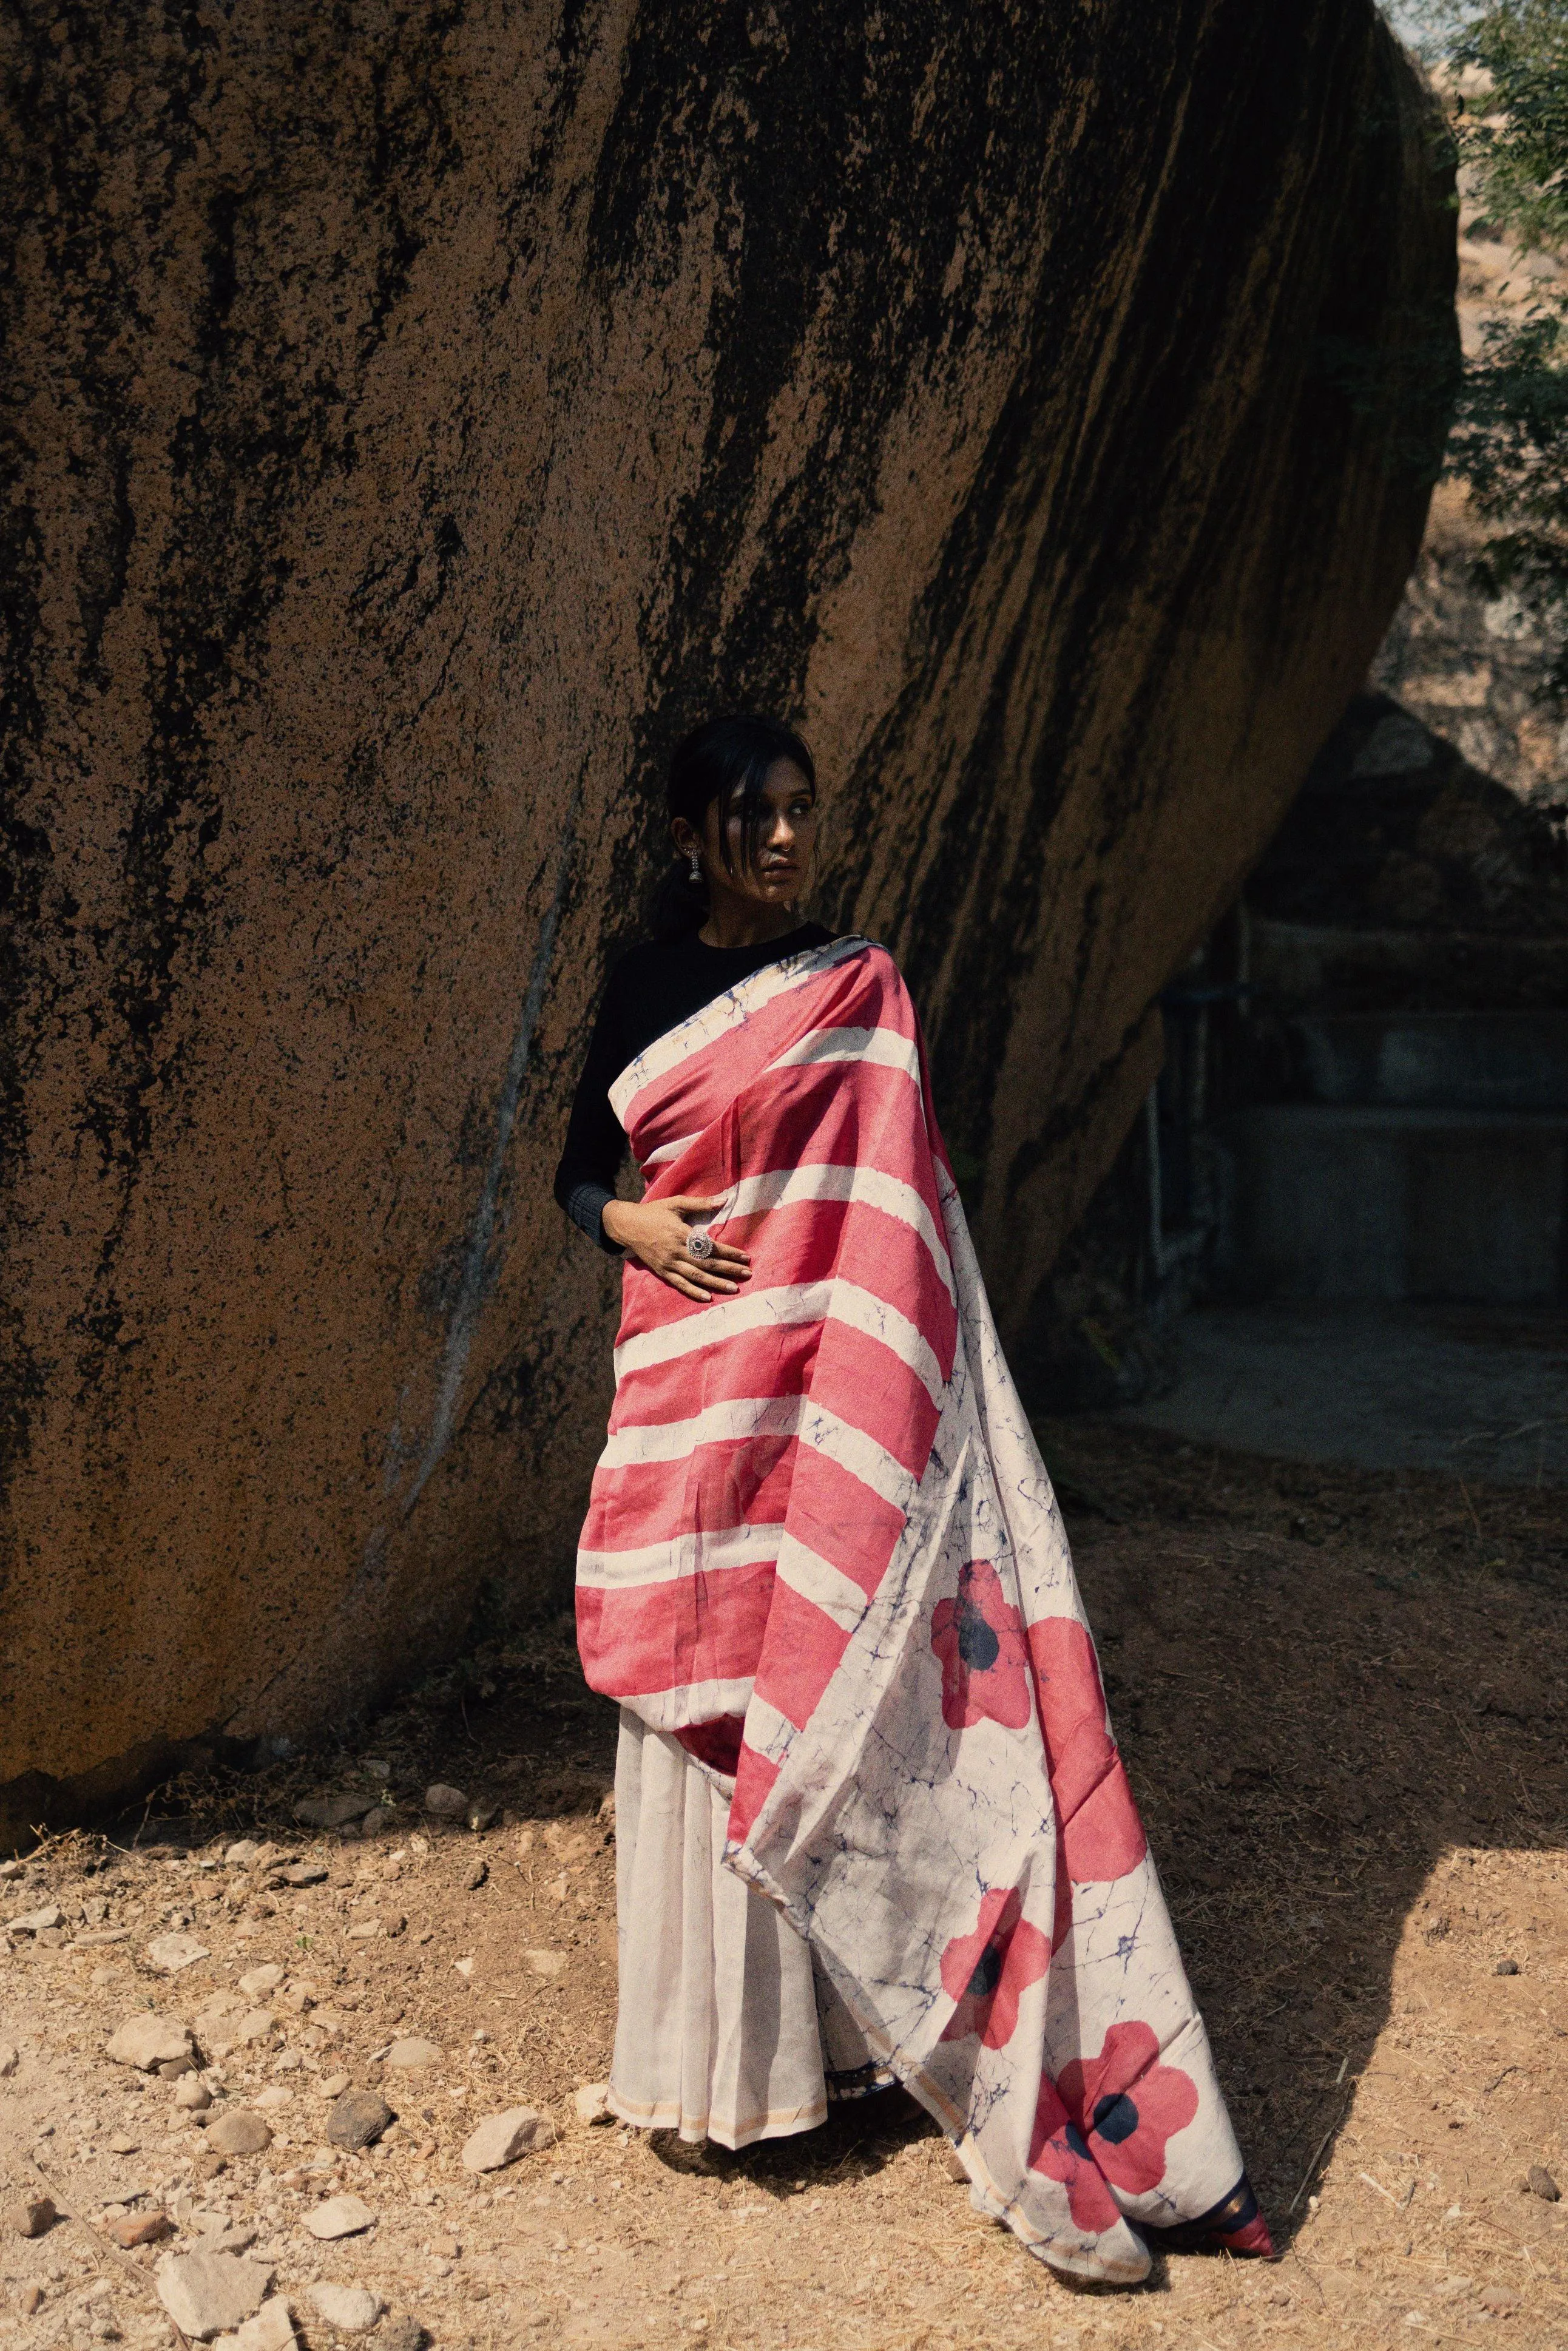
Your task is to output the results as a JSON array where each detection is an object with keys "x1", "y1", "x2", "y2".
[
  {"x1": 1026, "y1": 1616, "x2": 1147, "y2": 1890},
  {"x1": 938, "y1": 1886, "x2": 1050, "y2": 2051},
  {"x1": 930, "y1": 1560, "x2": 1033, "y2": 1731},
  {"x1": 1049, "y1": 2020, "x2": 1200, "y2": 2201},
  {"x1": 1027, "y1": 2075, "x2": 1123, "y2": 2234}
]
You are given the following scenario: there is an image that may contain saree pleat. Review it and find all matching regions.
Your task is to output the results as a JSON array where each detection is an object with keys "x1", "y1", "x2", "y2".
[{"x1": 607, "y1": 1711, "x2": 828, "y2": 2148}]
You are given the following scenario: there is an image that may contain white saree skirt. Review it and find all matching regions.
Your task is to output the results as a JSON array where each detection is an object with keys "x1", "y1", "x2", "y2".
[{"x1": 607, "y1": 1710, "x2": 888, "y2": 2149}]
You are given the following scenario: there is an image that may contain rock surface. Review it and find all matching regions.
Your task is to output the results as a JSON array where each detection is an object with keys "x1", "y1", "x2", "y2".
[
  {"x1": 574, "y1": 2082, "x2": 613, "y2": 2126},
  {"x1": 307, "y1": 2282, "x2": 384, "y2": 2333},
  {"x1": 106, "y1": 2208, "x2": 173, "y2": 2247},
  {"x1": 327, "y1": 2089, "x2": 394, "y2": 2151},
  {"x1": 460, "y1": 2106, "x2": 554, "y2": 2171},
  {"x1": 5, "y1": 2197, "x2": 56, "y2": 2239},
  {"x1": 385, "y1": 2038, "x2": 440, "y2": 2071},
  {"x1": 156, "y1": 2246, "x2": 272, "y2": 2341},
  {"x1": 214, "y1": 2301, "x2": 297, "y2": 2351},
  {"x1": 303, "y1": 2194, "x2": 375, "y2": 2241},
  {"x1": 0, "y1": 0, "x2": 1454, "y2": 1830},
  {"x1": 147, "y1": 1931, "x2": 211, "y2": 1973},
  {"x1": 107, "y1": 2016, "x2": 192, "y2": 2071},
  {"x1": 206, "y1": 2109, "x2": 273, "y2": 2158}
]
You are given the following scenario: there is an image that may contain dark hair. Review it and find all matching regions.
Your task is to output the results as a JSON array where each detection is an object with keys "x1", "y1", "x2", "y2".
[{"x1": 650, "y1": 713, "x2": 816, "y2": 939}]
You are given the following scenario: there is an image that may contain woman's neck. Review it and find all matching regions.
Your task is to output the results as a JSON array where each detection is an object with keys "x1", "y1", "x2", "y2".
[{"x1": 697, "y1": 899, "x2": 803, "y2": 950}]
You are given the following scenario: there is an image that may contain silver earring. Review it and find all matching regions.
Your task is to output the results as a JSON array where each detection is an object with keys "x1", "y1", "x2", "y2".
[{"x1": 688, "y1": 853, "x2": 701, "y2": 884}]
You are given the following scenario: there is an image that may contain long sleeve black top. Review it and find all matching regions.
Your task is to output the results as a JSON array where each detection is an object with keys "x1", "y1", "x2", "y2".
[{"x1": 553, "y1": 922, "x2": 835, "y2": 1250}]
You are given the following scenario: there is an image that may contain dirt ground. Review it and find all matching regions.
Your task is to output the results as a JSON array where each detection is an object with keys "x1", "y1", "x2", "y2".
[{"x1": 2, "y1": 1420, "x2": 1567, "y2": 2351}]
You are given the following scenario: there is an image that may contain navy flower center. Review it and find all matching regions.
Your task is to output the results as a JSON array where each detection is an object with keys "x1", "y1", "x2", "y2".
[
  {"x1": 965, "y1": 1941, "x2": 1004, "y2": 2000},
  {"x1": 1064, "y1": 2120, "x2": 1092, "y2": 2162},
  {"x1": 954, "y1": 1597, "x2": 1000, "y2": 1673},
  {"x1": 1091, "y1": 2091, "x2": 1140, "y2": 2145}
]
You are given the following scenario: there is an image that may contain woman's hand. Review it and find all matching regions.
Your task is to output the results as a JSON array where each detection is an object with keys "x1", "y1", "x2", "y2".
[{"x1": 601, "y1": 1195, "x2": 752, "y2": 1303}]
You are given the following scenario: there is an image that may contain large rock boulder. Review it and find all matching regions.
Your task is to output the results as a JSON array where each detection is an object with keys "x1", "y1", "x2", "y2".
[{"x1": 0, "y1": 0, "x2": 1454, "y2": 1834}]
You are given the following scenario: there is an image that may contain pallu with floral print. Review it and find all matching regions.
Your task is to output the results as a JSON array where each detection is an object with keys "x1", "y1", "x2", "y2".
[{"x1": 576, "y1": 936, "x2": 1269, "y2": 2283}]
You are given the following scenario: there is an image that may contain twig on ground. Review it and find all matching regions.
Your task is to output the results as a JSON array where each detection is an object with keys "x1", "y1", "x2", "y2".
[{"x1": 1288, "y1": 2095, "x2": 1353, "y2": 2214}]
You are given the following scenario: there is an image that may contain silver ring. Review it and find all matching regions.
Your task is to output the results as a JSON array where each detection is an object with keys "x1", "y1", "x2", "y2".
[{"x1": 685, "y1": 1228, "x2": 715, "y2": 1261}]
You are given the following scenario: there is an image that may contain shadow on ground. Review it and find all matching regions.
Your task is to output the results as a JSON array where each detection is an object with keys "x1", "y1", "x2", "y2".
[{"x1": 137, "y1": 1420, "x2": 1568, "y2": 2264}]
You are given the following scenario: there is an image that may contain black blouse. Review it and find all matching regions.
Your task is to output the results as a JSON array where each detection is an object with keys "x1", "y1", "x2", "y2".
[{"x1": 553, "y1": 922, "x2": 835, "y2": 1250}]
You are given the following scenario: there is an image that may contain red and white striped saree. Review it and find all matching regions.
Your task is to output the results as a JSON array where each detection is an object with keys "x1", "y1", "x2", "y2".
[{"x1": 577, "y1": 935, "x2": 1267, "y2": 2284}]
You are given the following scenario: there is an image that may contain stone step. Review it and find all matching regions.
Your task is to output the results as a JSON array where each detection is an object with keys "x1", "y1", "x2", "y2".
[
  {"x1": 1213, "y1": 1104, "x2": 1568, "y2": 1304},
  {"x1": 1291, "y1": 1010, "x2": 1568, "y2": 1112}
]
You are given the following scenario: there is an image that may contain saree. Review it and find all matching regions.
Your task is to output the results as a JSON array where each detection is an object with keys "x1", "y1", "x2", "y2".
[{"x1": 576, "y1": 934, "x2": 1268, "y2": 2284}]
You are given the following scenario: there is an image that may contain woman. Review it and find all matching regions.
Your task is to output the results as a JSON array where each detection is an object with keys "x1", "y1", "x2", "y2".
[{"x1": 555, "y1": 714, "x2": 1271, "y2": 2286}]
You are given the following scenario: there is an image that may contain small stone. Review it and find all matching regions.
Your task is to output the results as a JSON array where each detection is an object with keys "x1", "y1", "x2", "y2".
[
  {"x1": 6, "y1": 2196, "x2": 56, "y2": 2238},
  {"x1": 423, "y1": 1785, "x2": 468, "y2": 1819},
  {"x1": 226, "y1": 2300, "x2": 297, "y2": 2351},
  {"x1": 462, "y1": 1859, "x2": 487, "y2": 1891},
  {"x1": 0, "y1": 1859, "x2": 23, "y2": 1879},
  {"x1": 461, "y1": 2107, "x2": 555, "y2": 2172},
  {"x1": 192, "y1": 2150, "x2": 228, "y2": 2182},
  {"x1": 106, "y1": 2209, "x2": 172, "y2": 2247},
  {"x1": 107, "y1": 2015, "x2": 194, "y2": 2071},
  {"x1": 0, "y1": 2043, "x2": 18, "y2": 2077},
  {"x1": 156, "y1": 2245, "x2": 272, "y2": 2340},
  {"x1": 282, "y1": 1862, "x2": 328, "y2": 1887},
  {"x1": 158, "y1": 2052, "x2": 198, "y2": 2079},
  {"x1": 19, "y1": 2283, "x2": 43, "y2": 2316},
  {"x1": 360, "y1": 1807, "x2": 396, "y2": 1838},
  {"x1": 4, "y1": 1905, "x2": 63, "y2": 1934},
  {"x1": 377, "y1": 2320, "x2": 424, "y2": 2351},
  {"x1": 224, "y1": 1841, "x2": 262, "y2": 1870},
  {"x1": 107, "y1": 2131, "x2": 140, "y2": 2154},
  {"x1": 147, "y1": 1932, "x2": 211, "y2": 1974},
  {"x1": 385, "y1": 2038, "x2": 440, "y2": 2070},
  {"x1": 1495, "y1": 1958, "x2": 1521, "y2": 1976},
  {"x1": 254, "y1": 2086, "x2": 292, "y2": 2111},
  {"x1": 1528, "y1": 2165, "x2": 1561, "y2": 2202},
  {"x1": 319, "y1": 2072, "x2": 352, "y2": 2099},
  {"x1": 234, "y1": 2009, "x2": 277, "y2": 2046},
  {"x1": 328, "y1": 2090, "x2": 394, "y2": 2151},
  {"x1": 294, "y1": 1794, "x2": 374, "y2": 1830},
  {"x1": 306, "y1": 2282, "x2": 384, "y2": 2333},
  {"x1": 175, "y1": 2076, "x2": 212, "y2": 2112},
  {"x1": 207, "y1": 2110, "x2": 273, "y2": 2158},
  {"x1": 303, "y1": 2193, "x2": 375, "y2": 2240},
  {"x1": 573, "y1": 2083, "x2": 612, "y2": 2126},
  {"x1": 465, "y1": 1802, "x2": 498, "y2": 1833},
  {"x1": 523, "y1": 1949, "x2": 567, "y2": 1978},
  {"x1": 238, "y1": 1965, "x2": 284, "y2": 1997}
]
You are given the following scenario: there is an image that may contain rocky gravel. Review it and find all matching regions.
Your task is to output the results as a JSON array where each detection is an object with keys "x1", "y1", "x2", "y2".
[{"x1": 0, "y1": 1426, "x2": 1565, "y2": 2347}]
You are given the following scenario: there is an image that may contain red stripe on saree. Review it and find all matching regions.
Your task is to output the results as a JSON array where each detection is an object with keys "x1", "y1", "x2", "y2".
[{"x1": 576, "y1": 937, "x2": 1268, "y2": 2284}]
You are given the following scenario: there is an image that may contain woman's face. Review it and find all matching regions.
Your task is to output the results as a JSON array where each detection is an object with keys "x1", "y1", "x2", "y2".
[{"x1": 685, "y1": 759, "x2": 819, "y2": 908}]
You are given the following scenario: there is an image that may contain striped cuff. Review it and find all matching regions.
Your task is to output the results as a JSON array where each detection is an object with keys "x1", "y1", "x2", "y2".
[{"x1": 566, "y1": 1182, "x2": 620, "y2": 1254}]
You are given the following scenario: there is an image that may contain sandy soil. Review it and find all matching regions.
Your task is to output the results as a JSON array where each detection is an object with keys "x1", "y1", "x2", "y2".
[{"x1": 1, "y1": 1421, "x2": 1566, "y2": 2350}]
